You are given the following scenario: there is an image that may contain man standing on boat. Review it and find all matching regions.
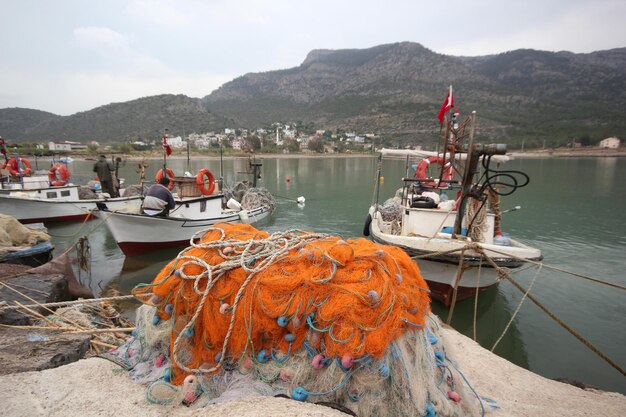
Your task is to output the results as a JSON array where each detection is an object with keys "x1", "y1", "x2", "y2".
[
  {"x1": 142, "y1": 176, "x2": 175, "y2": 216},
  {"x1": 93, "y1": 155, "x2": 117, "y2": 197}
]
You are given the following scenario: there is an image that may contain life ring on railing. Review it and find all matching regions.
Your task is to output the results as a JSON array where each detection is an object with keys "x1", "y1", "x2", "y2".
[
  {"x1": 415, "y1": 156, "x2": 453, "y2": 188},
  {"x1": 48, "y1": 163, "x2": 71, "y2": 186},
  {"x1": 196, "y1": 168, "x2": 215, "y2": 195},
  {"x1": 4, "y1": 157, "x2": 32, "y2": 176},
  {"x1": 155, "y1": 168, "x2": 175, "y2": 190}
]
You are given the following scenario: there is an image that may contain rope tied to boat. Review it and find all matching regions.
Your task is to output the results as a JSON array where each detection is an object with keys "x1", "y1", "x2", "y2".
[{"x1": 413, "y1": 242, "x2": 626, "y2": 377}]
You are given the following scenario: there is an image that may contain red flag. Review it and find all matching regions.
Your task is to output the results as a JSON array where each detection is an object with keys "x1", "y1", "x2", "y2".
[
  {"x1": 162, "y1": 134, "x2": 172, "y2": 156},
  {"x1": 437, "y1": 86, "x2": 454, "y2": 124}
]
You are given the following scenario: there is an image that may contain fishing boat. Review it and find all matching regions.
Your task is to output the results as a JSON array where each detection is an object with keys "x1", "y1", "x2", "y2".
[
  {"x1": 95, "y1": 155, "x2": 275, "y2": 256},
  {"x1": 365, "y1": 104, "x2": 542, "y2": 307},
  {"x1": 0, "y1": 218, "x2": 54, "y2": 267},
  {"x1": 0, "y1": 158, "x2": 142, "y2": 223},
  {"x1": 0, "y1": 240, "x2": 54, "y2": 267}
]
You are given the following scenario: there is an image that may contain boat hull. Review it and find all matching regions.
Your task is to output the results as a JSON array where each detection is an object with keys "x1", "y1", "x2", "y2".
[
  {"x1": 370, "y1": 211, "x2": 542, "y2": 307},
  {"x1": 97, "y1": 205, "x2": 272, "y2": 256},
  {"x1": 0, "y1": 194, "x2": 142, "y2": 224},
  {"x1": 0, "y1": 241, "x2": 54, "y2": 267}
]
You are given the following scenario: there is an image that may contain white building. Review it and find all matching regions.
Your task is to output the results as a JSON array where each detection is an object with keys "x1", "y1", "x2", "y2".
[
  {"x1": 48, "y1": 141, "x2": 72, "y2": 151},
  {"x1": 599, "y1": 137, "x2": 620, "y2": 149},
  {"x1": 166, "y1": 136, "x2": 186, "y2": 149}
]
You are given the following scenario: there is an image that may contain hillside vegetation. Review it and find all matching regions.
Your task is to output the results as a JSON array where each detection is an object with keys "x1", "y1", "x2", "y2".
[{"x1": 1, "y1": 42, "x2": 624, "y2": 149}]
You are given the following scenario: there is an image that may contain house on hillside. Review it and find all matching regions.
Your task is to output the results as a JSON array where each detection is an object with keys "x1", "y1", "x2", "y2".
[
  {"x1": 599, "y1": 137, "x2": 620, "y2": 149},
  {"x1": 166, "y1": 136, "x2": 186, "y2": 149},
  {"x1": 48, "y1": 141, "x2": 86, "y2": 151}
]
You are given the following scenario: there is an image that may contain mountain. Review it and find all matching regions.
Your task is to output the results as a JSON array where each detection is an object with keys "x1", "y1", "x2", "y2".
[
  {"x1": 203, "y1": 42, "x2": 626, "y2": 146},
  {"x1": 1, "y1": 95, "x2": 233, "y2": 143},
  {"x1": 0, "y1": 108, "x2": 60, "y2": 140},
  {"x1": 2, "y1": 42, "x2": 625, "y2": 147}
]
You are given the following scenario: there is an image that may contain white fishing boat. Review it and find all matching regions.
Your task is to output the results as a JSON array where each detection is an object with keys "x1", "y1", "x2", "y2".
[
  {"x1": 94, "y1": 153, "x2": 275, "y2": 257},
  {"x1": 0, "y1": 161, "x2": 141, "y2": 223},
  {"x1": 95, "y1": 193, "x2": 273, "y2": 256},
  {"x1": 365, "y1": 106, "x2": 542, "y2": 306}
]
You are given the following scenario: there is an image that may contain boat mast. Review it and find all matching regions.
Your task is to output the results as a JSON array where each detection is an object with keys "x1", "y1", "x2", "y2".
[
  {"x1": 452, "y1": 112, "x2": 477, "y2": 238},
  {"x1": 163, "y1": 128, "x2": 169, "y2": 177},
  {"x1": 452, "y1": 111, "x2": 507, "y2": 238}
]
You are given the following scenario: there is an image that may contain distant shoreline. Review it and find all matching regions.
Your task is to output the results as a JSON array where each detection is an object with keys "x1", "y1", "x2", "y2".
[
  {"x1": 508, "y1": 148, "x2": 626, "y2": 159},
  {"x1": 31, "y1": 148, "x2": 626, "y2": 162}
]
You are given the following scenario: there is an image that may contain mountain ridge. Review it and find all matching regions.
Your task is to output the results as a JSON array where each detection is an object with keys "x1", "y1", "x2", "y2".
[{"x1": 2, "y1": 42, "x2": 624, "y2": 147}]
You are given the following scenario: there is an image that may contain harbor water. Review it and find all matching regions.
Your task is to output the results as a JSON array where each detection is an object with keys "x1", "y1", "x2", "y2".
[{"x1": 43, "y1": 155, "x2": 626, "y2": 394}]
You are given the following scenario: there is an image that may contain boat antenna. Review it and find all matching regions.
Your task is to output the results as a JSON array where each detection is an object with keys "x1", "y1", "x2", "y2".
[
  {"x1": 219, "y1": 139, "x2": 224, "y2": 180},
  {"x1": 162, "y1": 128, "x2": 169, "y2": 177},
  {"x1": 373, "y1": 154, "x2": 383, "y2": 213},
  {"x1": 186, "y1": 140, "x2": 190, "y2": 173}
]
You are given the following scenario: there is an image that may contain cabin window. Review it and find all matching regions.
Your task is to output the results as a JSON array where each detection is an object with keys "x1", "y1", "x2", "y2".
[
  {"x1": 46, "y1": 192, "x2": 57, "y2": 199},
  {"x1": 60, "y1": 190, "x2": 70, "y2": 197},
  {"x1": 200, "y1": 201, "x2": 206, "y2": 212}
]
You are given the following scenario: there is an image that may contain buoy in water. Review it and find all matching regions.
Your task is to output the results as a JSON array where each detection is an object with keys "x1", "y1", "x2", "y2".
[{"x1": 286, "y1": 176, "x2": 291, "y2": 183}]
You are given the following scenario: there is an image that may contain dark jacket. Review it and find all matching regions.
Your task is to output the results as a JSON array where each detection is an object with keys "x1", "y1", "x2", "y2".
[
  {"x1": 142, "y1": 184, "x2": 175, "y2": 216},
  {"x1": 93, "y1": 159, "x2": 113, "y2": 182}
]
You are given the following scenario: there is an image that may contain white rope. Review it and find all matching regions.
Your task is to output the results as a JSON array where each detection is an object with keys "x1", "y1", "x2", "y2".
[{"x1": 0, "y1": 294, "x2": 136, "y2": 311}]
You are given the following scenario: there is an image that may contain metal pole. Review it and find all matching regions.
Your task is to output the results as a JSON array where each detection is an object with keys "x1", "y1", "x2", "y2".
[
  {"x1": 163, "y1": 128, "x2": 169, "y2": 175},
  {"x1": 186, "y1": 141, "x2": 190, "y2": 173},
  {"x1": 373, "y1": 155, "x2": 382, "y2": 213}
]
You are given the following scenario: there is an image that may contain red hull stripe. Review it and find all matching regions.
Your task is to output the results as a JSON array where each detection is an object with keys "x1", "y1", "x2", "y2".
[
  {"x1": 426, "y1": 280, "x2": 496, "y2": 307},
  {"x1": 118, "y1": 239, "x2": 191, "y2": 256},
  {"x1": 19, "y1": 213, "x2": 91, "y2": 224}
]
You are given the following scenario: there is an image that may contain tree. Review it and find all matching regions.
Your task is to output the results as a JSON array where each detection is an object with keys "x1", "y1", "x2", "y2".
[
  {"x1": 579, "y1": 135, "x2": 592, "y2": 147},
  {"x1": 308, "y1": 138, "x2": 325, "y2": 153},
  {"x1": 286, "y1": 140, "x2": 300, "y2": 153},
  {"x1": 249, "y1": 136, "x2": 262, "y2": 151}
]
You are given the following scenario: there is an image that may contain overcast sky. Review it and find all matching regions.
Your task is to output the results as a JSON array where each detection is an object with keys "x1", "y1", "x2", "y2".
[{"x1": 1, "y1": 0, "x2": 624, "y2": 116}]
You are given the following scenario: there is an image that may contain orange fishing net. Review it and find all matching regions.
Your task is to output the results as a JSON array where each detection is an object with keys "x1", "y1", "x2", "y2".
[{"x1": 133, "y1": 222, "x2": 430, "y2": 386}]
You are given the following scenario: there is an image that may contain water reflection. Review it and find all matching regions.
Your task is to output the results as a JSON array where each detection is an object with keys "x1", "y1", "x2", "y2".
[{"x1": 431, "y1": 284, "x2": 530, "y2": 370}]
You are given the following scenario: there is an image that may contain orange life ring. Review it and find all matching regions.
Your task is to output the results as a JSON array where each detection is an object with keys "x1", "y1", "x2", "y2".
[
  {"x1": 415, "y1": 156, "x2": 453, "y2": 188},
  {"x1": 196, "y1": 168, "x2": 215, "y2": 196},
  {"x1": 48, "y1": 163, "x2": 71, "y2": 186},
  {"x1": 155, "y1": 168, "x2": 175, "y2": 190},
  {"x1": 5, "y1": 157, "x2": 32, "y2": 176}
]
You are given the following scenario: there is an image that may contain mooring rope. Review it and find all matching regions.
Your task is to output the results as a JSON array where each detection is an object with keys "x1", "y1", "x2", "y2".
[
  {"x1": 411, "y1": 241, "x2": 626, "y2": 377},
  {"x1": 490, "y1": 263, "x2": 543, "y2": 351}
]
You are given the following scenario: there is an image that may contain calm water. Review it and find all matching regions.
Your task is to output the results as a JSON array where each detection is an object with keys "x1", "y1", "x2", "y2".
[{"x1": 43, "y1": 155, "x2": 626, "y2": 394}]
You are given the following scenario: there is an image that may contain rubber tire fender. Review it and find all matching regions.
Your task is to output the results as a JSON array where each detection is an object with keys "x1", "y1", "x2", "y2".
[{"x1": 363, "y1": 213, "x2": 372, "y2": 237}]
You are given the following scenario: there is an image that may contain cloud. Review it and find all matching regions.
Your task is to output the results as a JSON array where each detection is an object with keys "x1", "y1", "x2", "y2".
[
  {"x1": 437, "y1": 1, "x2": 626, "y2": 55},
  {"x1": 73, "y1": 26, "x2": 133, "y2": 56},
  {"x1": 72, "y1": 26, "x2": 166, "y2": 73},
  {"x1": 125, "y1": 0, "x2": 191, "y2": 26}
]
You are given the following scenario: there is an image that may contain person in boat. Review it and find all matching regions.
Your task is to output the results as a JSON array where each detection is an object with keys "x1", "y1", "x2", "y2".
[
  {"x1": 141, "y1": 176, "x2": 175, "y2": 217},
  {"x1": 93, "y1": 155, "x2": 117, "y2": 197}
]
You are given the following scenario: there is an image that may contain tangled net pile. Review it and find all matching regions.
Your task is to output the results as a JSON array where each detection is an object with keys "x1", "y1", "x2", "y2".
[
  {"x1": 114, "y1": 223, "x2": 484, "y2": 416},
  {"x1": 240, "y1": 187, "x2": 276, "y2": 212}
]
